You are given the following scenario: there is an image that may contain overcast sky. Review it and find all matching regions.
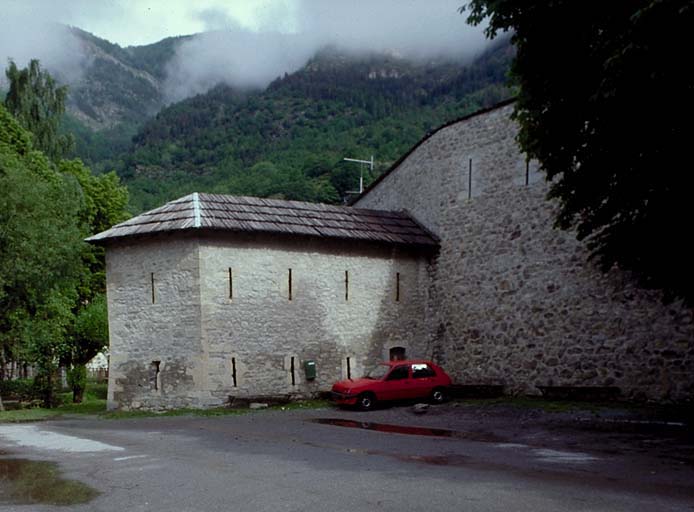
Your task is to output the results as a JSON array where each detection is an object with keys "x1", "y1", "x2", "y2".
[{"x1": 1, "y1": 1, "x2": 492, "y2": 101}]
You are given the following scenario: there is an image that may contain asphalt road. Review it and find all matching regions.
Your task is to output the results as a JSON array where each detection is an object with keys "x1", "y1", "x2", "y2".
[{"x1": 1, "y1": 403, "x2": 693, "y2": 511}]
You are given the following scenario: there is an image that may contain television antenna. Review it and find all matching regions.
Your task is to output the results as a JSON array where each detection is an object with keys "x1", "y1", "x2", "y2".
[{"x1": 343, "y1": 155, "x2": 374, "y2": 194}]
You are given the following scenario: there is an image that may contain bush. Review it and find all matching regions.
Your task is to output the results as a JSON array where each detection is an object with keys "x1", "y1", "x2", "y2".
[
  {"x1": 88, "y1": 381, "x2": 108, "y2": 400},
  {"x1": 0, "y1": 379, "x2": 41, "y2": 402}
]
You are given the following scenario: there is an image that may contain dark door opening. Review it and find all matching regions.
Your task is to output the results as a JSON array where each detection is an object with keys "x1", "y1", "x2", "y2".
[{"x1": 389, "y1": 347, "x2": 406, "y2": 361}]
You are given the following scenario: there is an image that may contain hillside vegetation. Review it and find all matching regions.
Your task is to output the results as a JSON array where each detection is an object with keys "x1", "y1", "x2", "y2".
[
  {"x1": 54, "y1": 27, "x2": 514, "y2": 212},
  {"x1": 118, "y1": 41, "x2": 514, "y2": 210}
]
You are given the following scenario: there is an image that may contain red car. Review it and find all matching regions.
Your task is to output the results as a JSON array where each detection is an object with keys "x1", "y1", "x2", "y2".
[{"x1": 331, "y1": 360, "x2": 452, "y2": 410}]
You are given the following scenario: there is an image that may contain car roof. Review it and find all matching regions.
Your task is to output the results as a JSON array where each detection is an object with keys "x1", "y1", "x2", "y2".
[{"x1": 382, "y1": 359, "x2": 436, "y2": 366}]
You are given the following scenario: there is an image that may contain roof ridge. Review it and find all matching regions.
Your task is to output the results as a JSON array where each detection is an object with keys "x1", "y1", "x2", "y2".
[{"x1": 192, "y1": 192, "x2": 202, "y2": 228}]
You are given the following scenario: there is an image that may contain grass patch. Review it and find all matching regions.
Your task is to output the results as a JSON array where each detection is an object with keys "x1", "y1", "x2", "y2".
[
  {"x1": 270, "y1": 399, "x2": 330, "y2": 411},
  {"x1": 0, "y1": 408, "x2": 59, "y2": 423},
  {"x1": 101, "y1": 399, "x2": 332, "y2": 420},
  {"x1": 1, "y1": 394, "x2": 331, "y2": 423},
  {"x1": 0, "y1": 383, "x2": 108, "y2": 423}
]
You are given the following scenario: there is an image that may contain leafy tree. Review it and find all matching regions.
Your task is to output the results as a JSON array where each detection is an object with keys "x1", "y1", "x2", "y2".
[
  {"x1": 0, "y1": 105, "x2": 83, "y2": 406},
  {"x1": 69, "y1": 294, "x2": 109, "y2": 402},
  {"x1": 60, "y1": 160, "x2": 129, "y2": 402},
  {"x1": 1, "y1": 92, "x2": 129, "y2": 404},
  {"x1": 4, "y1": 59, "x2": 74, "y2": 161},
  {"x1": 464, "y1": 0, "x2": 694, "y2": 302}
]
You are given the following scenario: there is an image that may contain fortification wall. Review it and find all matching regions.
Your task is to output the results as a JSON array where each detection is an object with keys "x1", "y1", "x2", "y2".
[{"x1": 355, "y1": 103, "x2": 694, "y2": 401}]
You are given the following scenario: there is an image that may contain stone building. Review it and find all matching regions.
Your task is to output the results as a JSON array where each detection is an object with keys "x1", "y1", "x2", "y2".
[
  {"x1": 90, "y1": 100, "x2": 693, "y2": 410},
  {"x1": 88, "y1": 194, "x2": 437, "y2": 410}
]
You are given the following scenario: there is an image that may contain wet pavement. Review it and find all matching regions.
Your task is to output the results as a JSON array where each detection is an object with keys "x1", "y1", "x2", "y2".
[{"x1": 1, "y1": 401, "x2": 693, "y2": 511}]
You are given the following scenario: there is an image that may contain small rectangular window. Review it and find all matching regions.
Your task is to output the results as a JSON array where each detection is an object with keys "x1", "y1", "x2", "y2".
[
  {"x1": 290, "y1": 356, "x2": 296, "y2": 386},
  {"x1": 395, "y1": 272, "x2": 400, "y2": 302},
  {"x1": 346, "y1": 357, "x2": 351, "y2": 380},
  {"x1": 231, "y1": 357, "x2": 237, "y2": 387},
  {"x1": 345, "y1": 270, "x2": 349, "y2": 301}
]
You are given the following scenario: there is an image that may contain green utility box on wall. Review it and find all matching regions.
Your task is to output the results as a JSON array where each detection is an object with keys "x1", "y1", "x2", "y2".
[{"x1": 304, "y1": 360, "x2": 316, "y2": 380}]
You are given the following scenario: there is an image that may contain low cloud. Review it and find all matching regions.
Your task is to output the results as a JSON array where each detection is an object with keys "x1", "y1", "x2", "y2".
[
  {"x1": 164, "y1": 0, "x2": 489, "y2": 102},
  {"x1": 0, "y1": 3, "x2": 92, "y2": 88},
  {"x1": 164, "y1": 27, "x2": 317, "y2": 101},
  {"x1": 1, "y1": 0, "x2": 490, "y2": 104}
]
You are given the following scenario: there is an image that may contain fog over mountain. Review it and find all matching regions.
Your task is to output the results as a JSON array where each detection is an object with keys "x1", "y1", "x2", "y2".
[{"x1": 0, "y1": 0, "x2": 490, "y2": 102}]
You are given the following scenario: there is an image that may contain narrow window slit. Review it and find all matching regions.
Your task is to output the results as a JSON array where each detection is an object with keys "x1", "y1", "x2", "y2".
[
  {"x1": 346, "y1": 357, "x2": 351, "y2": 380},
  {"x1": 468, "y1": 158, "x2": 472, "y2": 199},
  {"x1": 231, "y1": 357, "x2": 237, "y2": 387},
  {"x1": 396, "y1": 272, "x2": 401, "y2": 302},
  {"x1": 525, "y1": 159, "x2": 530, "y2": 186},
  {"x1": 150, "y1": 272, "x2": 155, "y2": 303},
  {"x1": 345, "y1": 270, "x2": 349, "y2": 301},
  {"x1": 290, "y1": 356, "x2": 296, "y2": 386},
  {"x1": 288, "y1": 268, "x2": 293, "y2": 301},
  {"x1": 229, "y1": 267, "x2": 234, "y2": 300}
]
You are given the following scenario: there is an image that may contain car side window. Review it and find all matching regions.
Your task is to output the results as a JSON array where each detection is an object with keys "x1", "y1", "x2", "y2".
[
  {"x1": 385, "y1": 365, "x2": 409, "y2": 381},
  {"x1": 412, "y1": 364, "x2": 436, "y2": 379}
]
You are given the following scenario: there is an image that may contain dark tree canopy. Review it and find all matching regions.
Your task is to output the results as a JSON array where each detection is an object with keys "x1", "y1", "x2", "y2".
[{"x1": 464, "y1": 0, "x2": 694, "y2": 303}]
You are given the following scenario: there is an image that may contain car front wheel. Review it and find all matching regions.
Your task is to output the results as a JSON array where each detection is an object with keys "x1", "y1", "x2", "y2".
[
  {"x1": 430, "y1": 387, "x2": 447, "y2": 404},
  {"x1": 357, "y1": 392, "x2": 376, "y2": 411}
]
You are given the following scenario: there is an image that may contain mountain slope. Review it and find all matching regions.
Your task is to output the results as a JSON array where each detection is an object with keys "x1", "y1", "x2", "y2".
[
  {"x1": 65, "y1": 27, "x2": 173, "y2": 129},
  {"x1": 120, "y1": 38, "x2": 514, "y2": 211}
]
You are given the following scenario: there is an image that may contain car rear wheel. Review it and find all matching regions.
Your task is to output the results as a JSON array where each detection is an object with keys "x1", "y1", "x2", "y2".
[
  {"x1": 357, "y1": 392, "x2": 376, "y2": 411},
  {"x1": 430, "y1": 387, "x2": 447, "y2": 404}
]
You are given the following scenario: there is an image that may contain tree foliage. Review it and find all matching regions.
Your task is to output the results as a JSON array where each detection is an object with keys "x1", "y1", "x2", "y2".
[
  {"x1": 465, "y1": 0, "x2": 694, "y2": 302},
  {"x1": 4, "y1": 59, "x2": 74, "y2": 161},
  {"x1": 1, "y1": 60, "x2": 130, "y2": 404},
  {"x1": 0, "y1": 104, "x2": 83, "y2": 405}
]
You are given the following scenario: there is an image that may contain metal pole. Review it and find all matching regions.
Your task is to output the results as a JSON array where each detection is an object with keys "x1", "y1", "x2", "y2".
[{"x1": 344, "y1": 156, "x2": 375, "y2": 195}]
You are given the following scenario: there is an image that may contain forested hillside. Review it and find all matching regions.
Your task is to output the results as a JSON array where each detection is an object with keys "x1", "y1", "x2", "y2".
[{"x1": 116, "y1": 38, "x2": 514, "y2": 211}]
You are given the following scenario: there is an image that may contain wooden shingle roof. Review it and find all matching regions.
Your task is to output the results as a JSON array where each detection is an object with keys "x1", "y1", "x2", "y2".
[{"x1": 86, "y1": 193, "x2": 438, "y2": 248}]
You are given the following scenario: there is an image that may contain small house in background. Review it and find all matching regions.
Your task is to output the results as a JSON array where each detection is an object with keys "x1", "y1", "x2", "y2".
[
  {"x1": 87, "y1": 194, "x2": 437, "y2": 410},
  {"x1": 86, "y1": 352, "x2": 109, "y2": 382}
]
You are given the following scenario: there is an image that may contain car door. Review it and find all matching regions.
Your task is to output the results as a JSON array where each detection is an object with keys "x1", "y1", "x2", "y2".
[{"x1": 378, "y1": 365, "x2": 413, "y2": 400}]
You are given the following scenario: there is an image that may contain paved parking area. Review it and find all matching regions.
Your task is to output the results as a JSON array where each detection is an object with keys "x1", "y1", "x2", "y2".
[{"x1": 1, "y1": 402, "x2": 693, "y2": 511}]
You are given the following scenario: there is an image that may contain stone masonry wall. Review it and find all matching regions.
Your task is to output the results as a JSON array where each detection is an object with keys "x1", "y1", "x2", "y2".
[
  {"x1": 105, "y1": 236, "x2": 203, "y2": 410},
  {"x1": 105, "y1": 233, "x2": 431, "y2": 410},
  {"x1": 199, "y1": 234, "x2": 431, "y2": 403},
  {"x1": 355, "y1": 103, "x2": 694, "y2": 401}
]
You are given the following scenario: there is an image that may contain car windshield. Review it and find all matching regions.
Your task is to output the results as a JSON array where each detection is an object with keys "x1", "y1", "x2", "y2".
[{"x1": 364, "y1": 364, "x2": 390, "y2": 379}]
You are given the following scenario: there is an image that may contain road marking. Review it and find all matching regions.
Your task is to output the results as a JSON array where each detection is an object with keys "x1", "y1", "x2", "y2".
[
  {"x1": 533, "y1": 448, "x2": 598, "y2": 464},
  {"x1": 113, "y1": 455, "x2": 148, "y2": 461},
  {"x1": 495, "y1": 443, "x2": 529, "y2": 449},
  {"x1": 0, "y1": 425, "x2": 124, "y2": 452}
]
